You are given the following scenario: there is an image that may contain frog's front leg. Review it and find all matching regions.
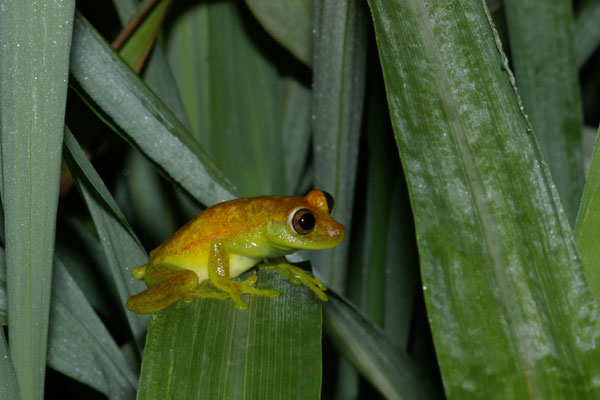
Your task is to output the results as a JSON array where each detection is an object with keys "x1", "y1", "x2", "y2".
[
  {"x1": 208, "y1": 240, "x2": 279, "y2": 310},
  {"x1": 126, "y1": 264, "x2": 200, "y2": 314}
]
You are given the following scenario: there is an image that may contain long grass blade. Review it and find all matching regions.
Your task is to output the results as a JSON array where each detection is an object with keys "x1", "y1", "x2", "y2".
[
  {"x1": 368, "y1": 0, "x2": 600, "y2": 396},
  {"x1": 323, "y1": 293, "x2": 438, "y2": 399},
  {"x1": 0, "y1": 1, "x2": 75, "y2": 398},
  {"x1": 47, "y1": 258, "x2": 138, "y2": 398},
  {"x1": 245, "y1": 0, "x2": 313, "y2": 67},
  {"x1": 504, "y1": 0, "x2": 584, "y2": 224},
  {"x1": 63, "y1": 128, "x2": 149, "y2": 349},
  {"x1": 311, "y1": 0, "x2": 368, "y2": 291},
  {"x1": 113, "y1": 0, "x2": 192, "y2": 129},
  {"x1": 69, "y1": 12, "x2": 236, "y2": 207},
  {"x1": 0, "y1": 255, "x2": 19, "y2": 399},
  {"x1": 574, "y1": 0, "x2": 600, "y2": 68},
  {"x1": 0, "y1": 246, "x2": 137, "y2": 398},
  {"x1": 164, "y1": 0, "x2": 286, "y2": 197},
  {"x1": 576, "y1": 128, "x2": 600, "y2": 300},
  {"x1": 281, "y1": 77, "x2": 312, "y2": 194},
  {"x1": 117, "y1": 0, "x2": 172, "y2": 73}
]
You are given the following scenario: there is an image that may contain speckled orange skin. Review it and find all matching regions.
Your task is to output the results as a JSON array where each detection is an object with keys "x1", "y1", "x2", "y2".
[{"x1": 126, "y1": 190, "x2": 345, "y2": 313}]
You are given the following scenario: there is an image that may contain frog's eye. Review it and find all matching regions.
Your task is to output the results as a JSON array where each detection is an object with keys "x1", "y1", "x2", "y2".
[
  {"x1": 323, "y1": 191, "x2": 335, "y2": 214},
  {"x1": 291, "y1": 208, "x2": 316, "y2": 235}
]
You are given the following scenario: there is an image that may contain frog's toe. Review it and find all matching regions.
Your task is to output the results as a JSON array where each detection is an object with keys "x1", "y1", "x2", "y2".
[
  {"x1": 240, "y1": 275, "x2": 258, "y2": 287},
  {"x1": 184, "y1": 288, "x2": 229, "y2": 302},
  {"x1": 131, "y1": 265, "x2": 148, "y2": 280},
  {"x1": 310, "y1": 276, "x2": 328, "y2": 292},
  {"x1": 236, "y1": 280, "x2": 280, "y2": 298},
  {"x1": 231, "y1": 294, "x2": 248, "y2": 310},
  {"x1": 263, "y1": 262, "x2": 328, "y2": 301}
]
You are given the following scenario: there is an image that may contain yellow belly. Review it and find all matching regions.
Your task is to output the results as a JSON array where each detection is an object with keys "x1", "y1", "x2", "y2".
[{"x1": 183, "y1": 253, "x2": 260, "y2": 283}]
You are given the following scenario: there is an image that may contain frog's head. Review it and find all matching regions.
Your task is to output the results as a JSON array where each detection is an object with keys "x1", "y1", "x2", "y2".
[{"x1": 265, "y1": 190, "x2": 345, "y2": 251}]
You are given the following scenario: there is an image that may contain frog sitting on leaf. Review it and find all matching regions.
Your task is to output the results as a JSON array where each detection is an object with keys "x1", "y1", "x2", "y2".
[{"x1": 126, "y1": 190, "x2": 345, "y2": 313}]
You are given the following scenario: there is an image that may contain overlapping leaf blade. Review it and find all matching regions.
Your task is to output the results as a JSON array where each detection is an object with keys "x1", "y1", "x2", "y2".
[
  {"x1": 0, "y1": 1, "x2": 75, "y2": 398},
  {"x1": 245, "y1": 0, "x2": 313, "y2": 67},
  {"x1": 164, "y1": 0, "x2": 286, "y2": 197},
  {"x1": 117, "y1": 0, "x2": 173, "y2": 73},
  {"x1": 0, "y1": 259, "x2": 19, "y2": 400},
  {"x1": 504, "y1": 0, "x2": 584, "y2": 224},
  {"x1": 576, "y1": 128, "x2": 600, "y2": 301},
  {"x1": 311, "y1": 0, "x2": 368, "y2": 291},
  {"x1": 574, "y1": 0, "x2": 600, "y2": 67},
  {"x1": 63, "y1": 128, "x2": 149, "y2": 350},
  {"x1": 69, "y1": 12, "x2": 236, "y2": 207},
  {"x1": 47, "y1": 258, "x2": 138, "y2": 398},
  {"x1": 368, "y1": 0, "x2": 600, "y2": 397},
  {"x1": 324, "y1": 293, "x2": 437, "y2": 400}
]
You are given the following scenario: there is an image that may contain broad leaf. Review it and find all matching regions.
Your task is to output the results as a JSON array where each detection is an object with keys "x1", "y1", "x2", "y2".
[
  {"x1": 137, "y1": 270, "x2": 323, "y2": 399},
  {"x1": 368, "y1": 0, "x2": 600, "y2": 397}
]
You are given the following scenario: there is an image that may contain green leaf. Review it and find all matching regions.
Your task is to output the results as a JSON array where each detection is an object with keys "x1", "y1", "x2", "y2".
[
  {"x1": 504, "y1": 0, "x2": 584, "y2": 224},
  {"x1": 55, "y1": 219, "x2": 118, "y2": 320},
  {"x1": 137, "y1": 270, "x2": 322, "y2": 399},
  {"x1": 368, "y1": 0, "x2": 600, "y2": 397},
  {"x1": 245, "y1": 0, "x2": 313, "y2": 67},
  {"x1": 323, "y1": 293, "x2": 438, "y2": 399},
  {"x1": 350, "y1": 75, "x2": 417, "y2": 348},
  {"x1": 311, "y1": 0, "x2": 368, "y2": 291},
  {"x1": 164, "y1": 0, "x2": 286, "y2": 197},
  {"x1": 63, "y1": 127, "x2": 149, "y2": 350},
  {"x1": 0, "y1": 1, "x2": 75, "y2": 398},
  {"x1": 126, "y1": 149, "x2": 178, "y2": 246},
  {"x1": 0, "y1": 244, "x2": 138, "y2": 398},
  {"x1": 486, "y1": 0, "x2": 503, "y2": 13},
  {"x1": 574, "y1": 0, "x2": 600, "y2": 68},
  {"x1": 118, "y1": 0, "x2": 173, "y2": 72},
  {"x1": 281, "y1": 77, "x2": 312, "y2": 194},
  {"x1": 47, "y1": 257, "x2": 138, "y2": 398},
  {"x1": 113, "y1": 0, "x2": 192, "y2": 130},
  {"x1": 576, "y1": 127, "x2": 600, "y2": 301},
  {"x1": 382, "y1": 178, "x2": 418, "y2": 351},
  {"x1": 69, "y1": 12, "x2": 236, "y2": 207},
  {"x1": 0, "y1": 257, "x2": 19, "y2": 400}
]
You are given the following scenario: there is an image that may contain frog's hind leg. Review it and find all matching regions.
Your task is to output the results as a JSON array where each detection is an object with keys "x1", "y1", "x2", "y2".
[{"x1": 126, "y1": 264, "x2": 199, "y2": 314}]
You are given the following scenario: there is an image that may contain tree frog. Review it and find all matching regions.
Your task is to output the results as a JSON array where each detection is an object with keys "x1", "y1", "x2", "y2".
[{"x1": 126, "y1": 190, "x2": 345, "y2": 313}]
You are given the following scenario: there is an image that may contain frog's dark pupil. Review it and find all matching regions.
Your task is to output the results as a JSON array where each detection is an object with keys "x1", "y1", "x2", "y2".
[
  {"x1": 323, "y1": 191, "x2": 335, "y2": 214},
  {"x1": 298, "y1": 212, "x2": 315, "y2": 230}
]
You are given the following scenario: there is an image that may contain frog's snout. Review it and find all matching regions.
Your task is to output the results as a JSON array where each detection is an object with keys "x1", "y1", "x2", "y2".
[{"x1": 328, "y1": 222, "x2": 345, "y2": 246}]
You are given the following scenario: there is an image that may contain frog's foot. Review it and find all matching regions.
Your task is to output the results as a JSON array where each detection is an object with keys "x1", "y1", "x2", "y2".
[
  {"x1": 209, "y1": 277, "x2": 280, "y2": 310},
  {"x1": 183, "y1": 286, "x2": 229, "y2": 302},
  {"x1": 131, "y1": 265, "x2": 148, "y2": 280},
  {"x1": 261, "y1": 260, "x2": 328, "y2": 301}
]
